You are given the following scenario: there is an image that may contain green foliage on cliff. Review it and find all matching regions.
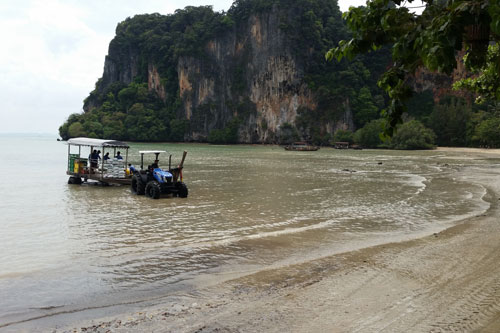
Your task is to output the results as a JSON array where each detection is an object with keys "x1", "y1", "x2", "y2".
[
  {"x1": 208, "y1": 118, "x2": 241, "y2": 144},
  {"x1": 60, "y1": 81, "x2": 183, "y2": 142},
  {"x1": 278, "y1": 123, "x2": 301, "y2": 144}
]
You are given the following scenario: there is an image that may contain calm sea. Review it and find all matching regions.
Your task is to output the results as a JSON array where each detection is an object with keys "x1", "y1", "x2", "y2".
[{"x1": 0, "y1": 134, "x2": 491, "y2": 331}]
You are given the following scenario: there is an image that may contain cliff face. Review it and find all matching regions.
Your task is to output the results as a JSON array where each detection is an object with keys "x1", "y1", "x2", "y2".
[
  {"x1": 92, "y1": 5, "x2": 351, "y2": 143},
  {"x1": 176, "y1": 8, "x2": 320, "y2": 142},
  {"x1": 410, "y1": 50, "x2": 475, "y2": 103}
]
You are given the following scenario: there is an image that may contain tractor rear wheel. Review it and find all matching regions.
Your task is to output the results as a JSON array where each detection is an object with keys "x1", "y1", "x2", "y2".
[
  {"x1": 176, "y1": 182, "x2": 188, "y2": 198},
  {"x1": 131, "y1": 175, "x2": 145, "y2": 195},
  {"x1": 145, "y1": 180, "x2": 161, "y2": 199}
]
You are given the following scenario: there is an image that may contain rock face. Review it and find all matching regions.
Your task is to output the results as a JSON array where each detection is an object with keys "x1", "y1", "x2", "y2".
[
  {"x1": 410, "y1": 50, "x2": 475, "y2": 103},
  {"x1": 90, "y1": 6, "x2": 352, "y2": 143}
]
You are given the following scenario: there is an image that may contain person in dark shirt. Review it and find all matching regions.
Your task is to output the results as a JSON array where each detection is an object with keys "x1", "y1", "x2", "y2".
[
  {"x1": 89, "y1": 150, "x2": 99, "y2": 167},
  {"x1": 115, "y1": 151, "x2": 123, "y2": 160},
  {"x1": 148, "y1": 159, "x2": 159, "y2": 172},
  {"x1": 103, "y1": 152, "x2": 110, "y2": 161}
]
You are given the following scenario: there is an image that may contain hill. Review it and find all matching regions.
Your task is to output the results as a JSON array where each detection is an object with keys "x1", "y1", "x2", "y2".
[{"x1": 59, "y1": 0, "x2": 389, "y2": 144}]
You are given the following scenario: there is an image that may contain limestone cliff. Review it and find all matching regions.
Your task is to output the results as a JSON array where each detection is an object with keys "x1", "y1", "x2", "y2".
[
  {"x1": 175, "y1": 8, "x2": 320, "y2": 143},
  {"x1": 410, "y1": 50, "x2": 475, "y2": 103},
  {"x1": 85, "y1": 3, "x2": 353, "y2": 143}
]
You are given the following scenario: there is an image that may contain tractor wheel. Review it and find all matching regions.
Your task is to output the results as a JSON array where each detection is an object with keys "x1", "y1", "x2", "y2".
[
  {"x1": 176, "y1": 182, "x2": 188, "y2": 198},
  {"x1": 68, "y1": 176, "x2": 81, "y2": 185},
  {"x1": 131, "y1": 175, "x2": 145, "y2": 195},
  {"x1": 145, "y1": 181, "x2": 161, "y2": 199}
]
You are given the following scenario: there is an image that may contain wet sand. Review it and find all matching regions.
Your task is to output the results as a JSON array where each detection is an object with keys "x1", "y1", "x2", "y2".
[{"x1": 48, "y1": 148, "x2": 500, "y2": 332}]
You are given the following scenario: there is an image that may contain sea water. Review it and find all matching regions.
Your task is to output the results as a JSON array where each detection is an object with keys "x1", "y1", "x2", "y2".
[{"x1": 0, "y1": 134, "x2": 492, "y2": 330}]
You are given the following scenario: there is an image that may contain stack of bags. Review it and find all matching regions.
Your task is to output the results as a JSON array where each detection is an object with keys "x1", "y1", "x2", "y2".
[{"x1": 103, "y1": 158, "x2": 126, "y2": 178}]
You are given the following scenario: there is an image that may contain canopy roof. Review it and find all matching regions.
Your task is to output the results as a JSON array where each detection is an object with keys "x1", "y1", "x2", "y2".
[
  {"x1": 139, "y1": 150, "x2": 167, "y2": 154},
  {"x1": 67, "y1": 137, "x2": 129, "y2": 148}
]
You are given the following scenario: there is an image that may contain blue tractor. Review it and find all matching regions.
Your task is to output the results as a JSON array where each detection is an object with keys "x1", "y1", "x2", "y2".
[{"x1": 130, "y1": 150, "x2": 188, "y2": 199}]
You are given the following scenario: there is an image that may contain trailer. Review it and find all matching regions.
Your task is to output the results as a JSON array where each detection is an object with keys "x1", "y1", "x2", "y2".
[{"x1": 66, "y1": 137, "x2": 131, "y2": 185}]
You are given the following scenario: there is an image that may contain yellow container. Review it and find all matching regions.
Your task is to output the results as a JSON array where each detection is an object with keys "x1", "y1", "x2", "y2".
[{"x1": 74, "y1": 160, "x2": 80, "y2": 173}]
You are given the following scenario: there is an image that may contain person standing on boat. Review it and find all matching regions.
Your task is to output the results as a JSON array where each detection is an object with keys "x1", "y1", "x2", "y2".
[{"x1": 89, "y1": 150, "x2": 99, "y2": 167}]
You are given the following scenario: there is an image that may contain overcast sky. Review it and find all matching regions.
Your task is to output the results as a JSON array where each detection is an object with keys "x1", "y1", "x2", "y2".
[{"x1": 0, "y1": 0, "x2": 368, "y2": 134}]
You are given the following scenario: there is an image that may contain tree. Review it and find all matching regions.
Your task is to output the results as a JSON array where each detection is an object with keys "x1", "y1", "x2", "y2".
[
  {"x1": 353, "y1": 118, "x2": 386, "y2": 148},
  {"x1": 474, "y1": 116, "x2": 500, "y2": 148},
  {"x1": 207, "y1": 118, "x2": 241, "y2": 144},
  {"x1": 351, "y1": 86, "x2": 379, "y2": 127},
  {"x1": 169, "y1": 119, "x2": 188, "y2": 141},
  {"x1": 454, "y1": 44, "x2": 500, "y2": 104},
  {"x1": 327, "y1": 0, "x2": 500, "y2": 136},
  {"x1": 390, "y1": 120, "x2": 436, "y2": 150},
  {"x1": 427, "y1": 98, "x2": 469, "y2": 146},
  {"x1": 68, "y1": 122, "x2": 86, "y2": 138},
  {"x1": 333, "y1": 129, "x2": 354, "y2": 143},
  {"x1": 278, "y1": 123, "x2": 300, "y2": 144}
]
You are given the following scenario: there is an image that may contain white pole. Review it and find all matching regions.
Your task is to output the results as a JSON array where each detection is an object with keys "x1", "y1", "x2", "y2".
[{"x1": 67, "y1": 144, "x2": 70, "y2": 173}]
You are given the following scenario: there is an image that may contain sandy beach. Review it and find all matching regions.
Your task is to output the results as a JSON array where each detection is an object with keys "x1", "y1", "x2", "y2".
[{"x1": 41, "y1": 147, "x2": 500, "y2": 332}]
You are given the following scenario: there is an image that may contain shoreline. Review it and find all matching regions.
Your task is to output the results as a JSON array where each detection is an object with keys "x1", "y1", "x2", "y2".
[
  {"x1": 12, "y1": 147, "x2": 500, "y2": 332},
  {"x1": 436, "y1": 146, "x2": 500, "y2": 156}
]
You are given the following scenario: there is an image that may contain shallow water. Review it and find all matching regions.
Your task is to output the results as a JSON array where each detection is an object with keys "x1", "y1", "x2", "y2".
[{"x1": 0, "y1": 135, "x2": 491, "y2": 329}]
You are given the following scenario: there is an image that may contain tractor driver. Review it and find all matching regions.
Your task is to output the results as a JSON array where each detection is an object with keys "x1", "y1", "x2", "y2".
[{"x1": 151, "y1": 159, "x2": 159, "y2": 169}]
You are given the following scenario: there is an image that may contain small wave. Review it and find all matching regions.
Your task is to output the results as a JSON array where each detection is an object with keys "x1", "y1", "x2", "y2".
[
  {"x1": 408, "y1": 173, "x2": 427, "y2": 195},
  {"x1": 101, "y1": 217, "x2": 339, "y2": 265},
  {"x1": 204, "y1": 219, "x2": 336, "y2": 246}
]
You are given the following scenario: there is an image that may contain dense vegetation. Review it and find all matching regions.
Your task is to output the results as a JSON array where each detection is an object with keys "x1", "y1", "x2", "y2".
[
  {"x1": 327, "y1": 0, "x2": 500, "y2": 139},
  {"x1": 59, "y1": 0, "x2": 500, "y2": 149}
]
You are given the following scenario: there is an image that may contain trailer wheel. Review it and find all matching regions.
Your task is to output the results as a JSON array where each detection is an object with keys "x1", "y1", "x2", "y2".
[
  {"x1": 177, "y1": 182, "x2": 188, "y2": 198},
  {"x1": 131, "y1": 175, "x2": 145, "y2": 195},
  {"x1": 145, "y1": 181, "x2": 161, "y2": 199},
  {"x1": 68, "y1": 176, "x2": 81, "y2": 185}
]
